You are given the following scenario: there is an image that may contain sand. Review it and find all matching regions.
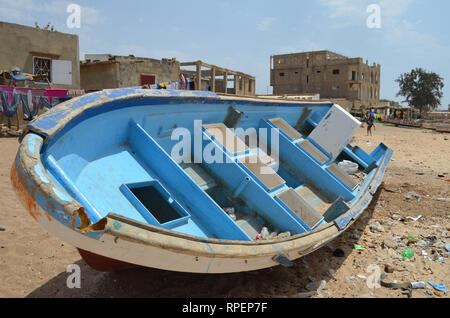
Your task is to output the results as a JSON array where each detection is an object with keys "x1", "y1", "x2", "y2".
[{"x1": 0, "y1": 123, "x2": 448, "y2": 298}]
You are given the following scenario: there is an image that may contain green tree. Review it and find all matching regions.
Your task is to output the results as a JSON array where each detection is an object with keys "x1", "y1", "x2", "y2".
[{"x1": 396, "y1": 68, "x2": 444, "y2": 114}]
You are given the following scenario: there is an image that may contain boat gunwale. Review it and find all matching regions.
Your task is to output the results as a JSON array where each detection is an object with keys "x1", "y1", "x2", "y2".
[{"x1": 22, "y1": 88, "x2": 334, "y2": 147}]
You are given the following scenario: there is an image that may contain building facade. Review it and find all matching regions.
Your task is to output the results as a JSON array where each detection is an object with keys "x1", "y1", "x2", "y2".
[
  {"x1": 270, "y1": 50, "x2": 380, "y2": 109},
  {"x1": 80, "y1": 54, "x2": 180, "y2": 91},
  {"x1": 180, "y1": 60, "x2": 256, "y2": 96},
  {"x1": 0, "y1": 21, "x2": 80, "y2": 89},
  {"x1": 81, "y1": 56, "x2": 257, "y2": 96}
]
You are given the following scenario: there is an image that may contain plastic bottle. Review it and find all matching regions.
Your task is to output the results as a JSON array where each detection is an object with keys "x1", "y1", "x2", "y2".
[
  {"x1": 411, "y1": 282, "x2": 426, "y2": 289},
  {"x1": 402, "y1": 248, "x2": 415, "y2": 259},
  {"x1": 261, "y1": 227, "x2": 270, "y2": 238}
]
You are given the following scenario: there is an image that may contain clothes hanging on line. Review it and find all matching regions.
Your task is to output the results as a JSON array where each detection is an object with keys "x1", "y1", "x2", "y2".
[
  {"x1": 185, "y1": 78, "x2": 191, "y2": 90},
  {"x1": 189, "y1": 80, "x2": 195, "y2": 90},
  {"x1": 180, "y1": 74, "x2": 187, "y2": 90},
  {"x1": 146, "y1": 79, "x2": 188, "y2": 90},
  {"x1": 0, "y1": 86, "x2": 68, "y2": 98},
  {"x1": 45, "y1": 89, "x2": 69, "y2": 98},
  {"x1": 1, "y1": 87, "x2": 70, "y2": 120},
  {"x1": 20, "y1": 91, "x2": 40, "y2": 121},
  {"x1": 41, "y1": 96, "x2": 63, "y2": 110},
  {"x1": 68, "y1": 89, "x2": 86, "y2": 97},
  {"x1": 0, "y1": 90, "x2": 21, "y2": 118},
  {"x1": 0, "y1": 85, "x2": 45, "y2": 97},
  {"x1": 167, "y1": 81, "x2": 181, "y2": 90}
]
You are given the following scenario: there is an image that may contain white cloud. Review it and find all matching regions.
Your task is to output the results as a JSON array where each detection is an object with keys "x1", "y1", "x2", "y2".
[{"x1": 257, "y1": 17, "x2": 276, "y2": 32}]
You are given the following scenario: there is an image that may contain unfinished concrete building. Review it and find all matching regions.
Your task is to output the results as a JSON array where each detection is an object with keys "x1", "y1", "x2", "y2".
[
  {"x1": 180, "y1": 61, "x2": 256, "y2": 96},
  {"x1": 270, "y1": 50, "x2": 380, "y2": 109},
  {"x1": 80, "y1": 54, "x2": 180, "y2": 91}
]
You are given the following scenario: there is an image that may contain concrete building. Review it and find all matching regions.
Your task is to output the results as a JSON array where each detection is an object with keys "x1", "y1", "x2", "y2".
[
  {"x1": 80, "y1": 54, "x2": 180, "y2": 91},
  {"x1": 0, "y1": 21, "x2": 80, "y2": 89},
  {"x1": 270, "y1": 50, "x2": 380, "y2": 109},
  {"x1": 180, "y1": 61, "x2": 256, "y2": 96}
]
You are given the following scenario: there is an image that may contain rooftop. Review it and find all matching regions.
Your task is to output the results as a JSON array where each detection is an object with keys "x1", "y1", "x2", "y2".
[{"x1": 81, "y1": 54, "x2": 178, "y2": 65}]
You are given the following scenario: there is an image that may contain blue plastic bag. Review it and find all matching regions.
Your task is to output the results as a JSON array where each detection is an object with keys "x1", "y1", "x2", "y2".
[{"x1": 428, "y1": 282, "x2": 448, "y2": 293}]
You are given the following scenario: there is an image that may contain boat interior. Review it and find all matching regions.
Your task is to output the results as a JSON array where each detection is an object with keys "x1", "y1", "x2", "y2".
[{"x1": 40, "y1": 100, "x2": 387, "y2": 242}]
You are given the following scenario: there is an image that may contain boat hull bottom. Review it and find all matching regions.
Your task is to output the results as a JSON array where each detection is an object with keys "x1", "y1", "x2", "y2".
[{"x1": 77, "y1": 248, "x2": 140, "y2": 272}]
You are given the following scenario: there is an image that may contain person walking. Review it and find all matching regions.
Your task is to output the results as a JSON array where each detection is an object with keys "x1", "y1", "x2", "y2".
[{"x1": 367, "y1": 116, "x2": 374, "y2": 136}]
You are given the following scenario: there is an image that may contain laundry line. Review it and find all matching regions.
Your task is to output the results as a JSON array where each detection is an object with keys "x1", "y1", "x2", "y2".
[{"x1": 0, "y1": 86, "x2": 74, "y2": 120}]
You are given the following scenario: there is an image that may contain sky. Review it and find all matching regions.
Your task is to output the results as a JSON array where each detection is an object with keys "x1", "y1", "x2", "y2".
[{"x1": 1, "y1": 0, "x2": 449, "y2": 109}]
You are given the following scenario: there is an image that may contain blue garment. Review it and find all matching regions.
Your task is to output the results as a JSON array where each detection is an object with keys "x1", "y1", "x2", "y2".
[
  {"x1": 21, "y1": 94, "x2": 40, "y2": 121},
  {"x1": 40, "y1": 96, "x2": 60, "y2": 110},
  {"x1": 0, "y1": 90, "x2": 20, "y2": 118},
  {"x1": 10, "y1": 72, "x2": 30, "y2": 83}
]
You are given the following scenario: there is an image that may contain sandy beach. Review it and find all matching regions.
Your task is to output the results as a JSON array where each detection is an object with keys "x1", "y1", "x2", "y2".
[{"x1": 0, "y1": 123, "x2": 448, "y2": 298}]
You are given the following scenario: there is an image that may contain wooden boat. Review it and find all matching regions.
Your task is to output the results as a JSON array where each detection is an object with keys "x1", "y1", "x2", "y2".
[{"x1": 11, "y1": 88, "x2": 393, "y2": 273}]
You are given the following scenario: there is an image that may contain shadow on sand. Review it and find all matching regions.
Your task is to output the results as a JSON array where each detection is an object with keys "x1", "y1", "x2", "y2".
[{"x1": 26, "y1": 188, "x2": 383, "y2": 298}]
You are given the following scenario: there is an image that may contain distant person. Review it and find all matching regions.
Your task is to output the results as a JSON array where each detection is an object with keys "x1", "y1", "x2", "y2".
[
  {"x1": 367, "y1": 117, "x2": 374, "y2": 136},
  {"x1": 370, "y1": 111, "x2": 377, "y2": 131}
]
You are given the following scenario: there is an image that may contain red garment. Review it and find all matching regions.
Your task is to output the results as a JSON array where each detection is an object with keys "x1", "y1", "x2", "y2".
[
  {"x1": 180, "y1": 74, "x2": 186, "y2": 90},
  {"x1": 45, "y1": 89, "x2": 68, "y2": 98}
]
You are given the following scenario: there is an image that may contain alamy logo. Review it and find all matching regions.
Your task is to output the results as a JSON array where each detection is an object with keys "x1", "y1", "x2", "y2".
[
  {"x1": 66, "y1": 264, "x2": 81, "y2": 289},
  {"x1": 366, "y1": 264, "x2": 382, "y2": 289},
  {"x1": 66, "y1": 4, "x2": 81, "y2": 29},
  {"x1": 367, "y1": 4, "x2": 381, "y2": 29}
]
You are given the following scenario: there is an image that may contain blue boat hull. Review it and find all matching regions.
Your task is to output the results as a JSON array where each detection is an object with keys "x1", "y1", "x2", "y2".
[{"x1": 11, "y1": 88, "x2": 393, "y2": 273}]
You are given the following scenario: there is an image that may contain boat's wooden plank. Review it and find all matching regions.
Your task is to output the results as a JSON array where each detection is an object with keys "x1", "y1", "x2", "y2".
[
  {"x1": 182, "y1": 163, "x2": 217, "y2": 191},
  {"x1": 328, "y1": 163, "x2": 358, "y2": 190},
  {"x1": 236, "y1": 216, "x2": 263, "y2": 239},
  {"x1": 260, "y1": 119, "x2": 356, "y2": 202},
  {"x1": 204, "y1": 123, "x2": 248, "y2": 154},
  {"x1": 239, "y1": 155, "x2": 285, "y2": 191},
  {"x1": 297, "y1": 140, "x2": 329, "y2": 165},
  {"x1": 256, "y1": 148, "x2": 277, "y2": 166},
  {"x1": 296, "y1": 186, "x2": 332, "y2": 215},
  {"x1": 276, "y1": 188, "x2": 324, "y2": 229},
  {"x1": 269, "y1": 118, "x2": 303, "y2": 140}
]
